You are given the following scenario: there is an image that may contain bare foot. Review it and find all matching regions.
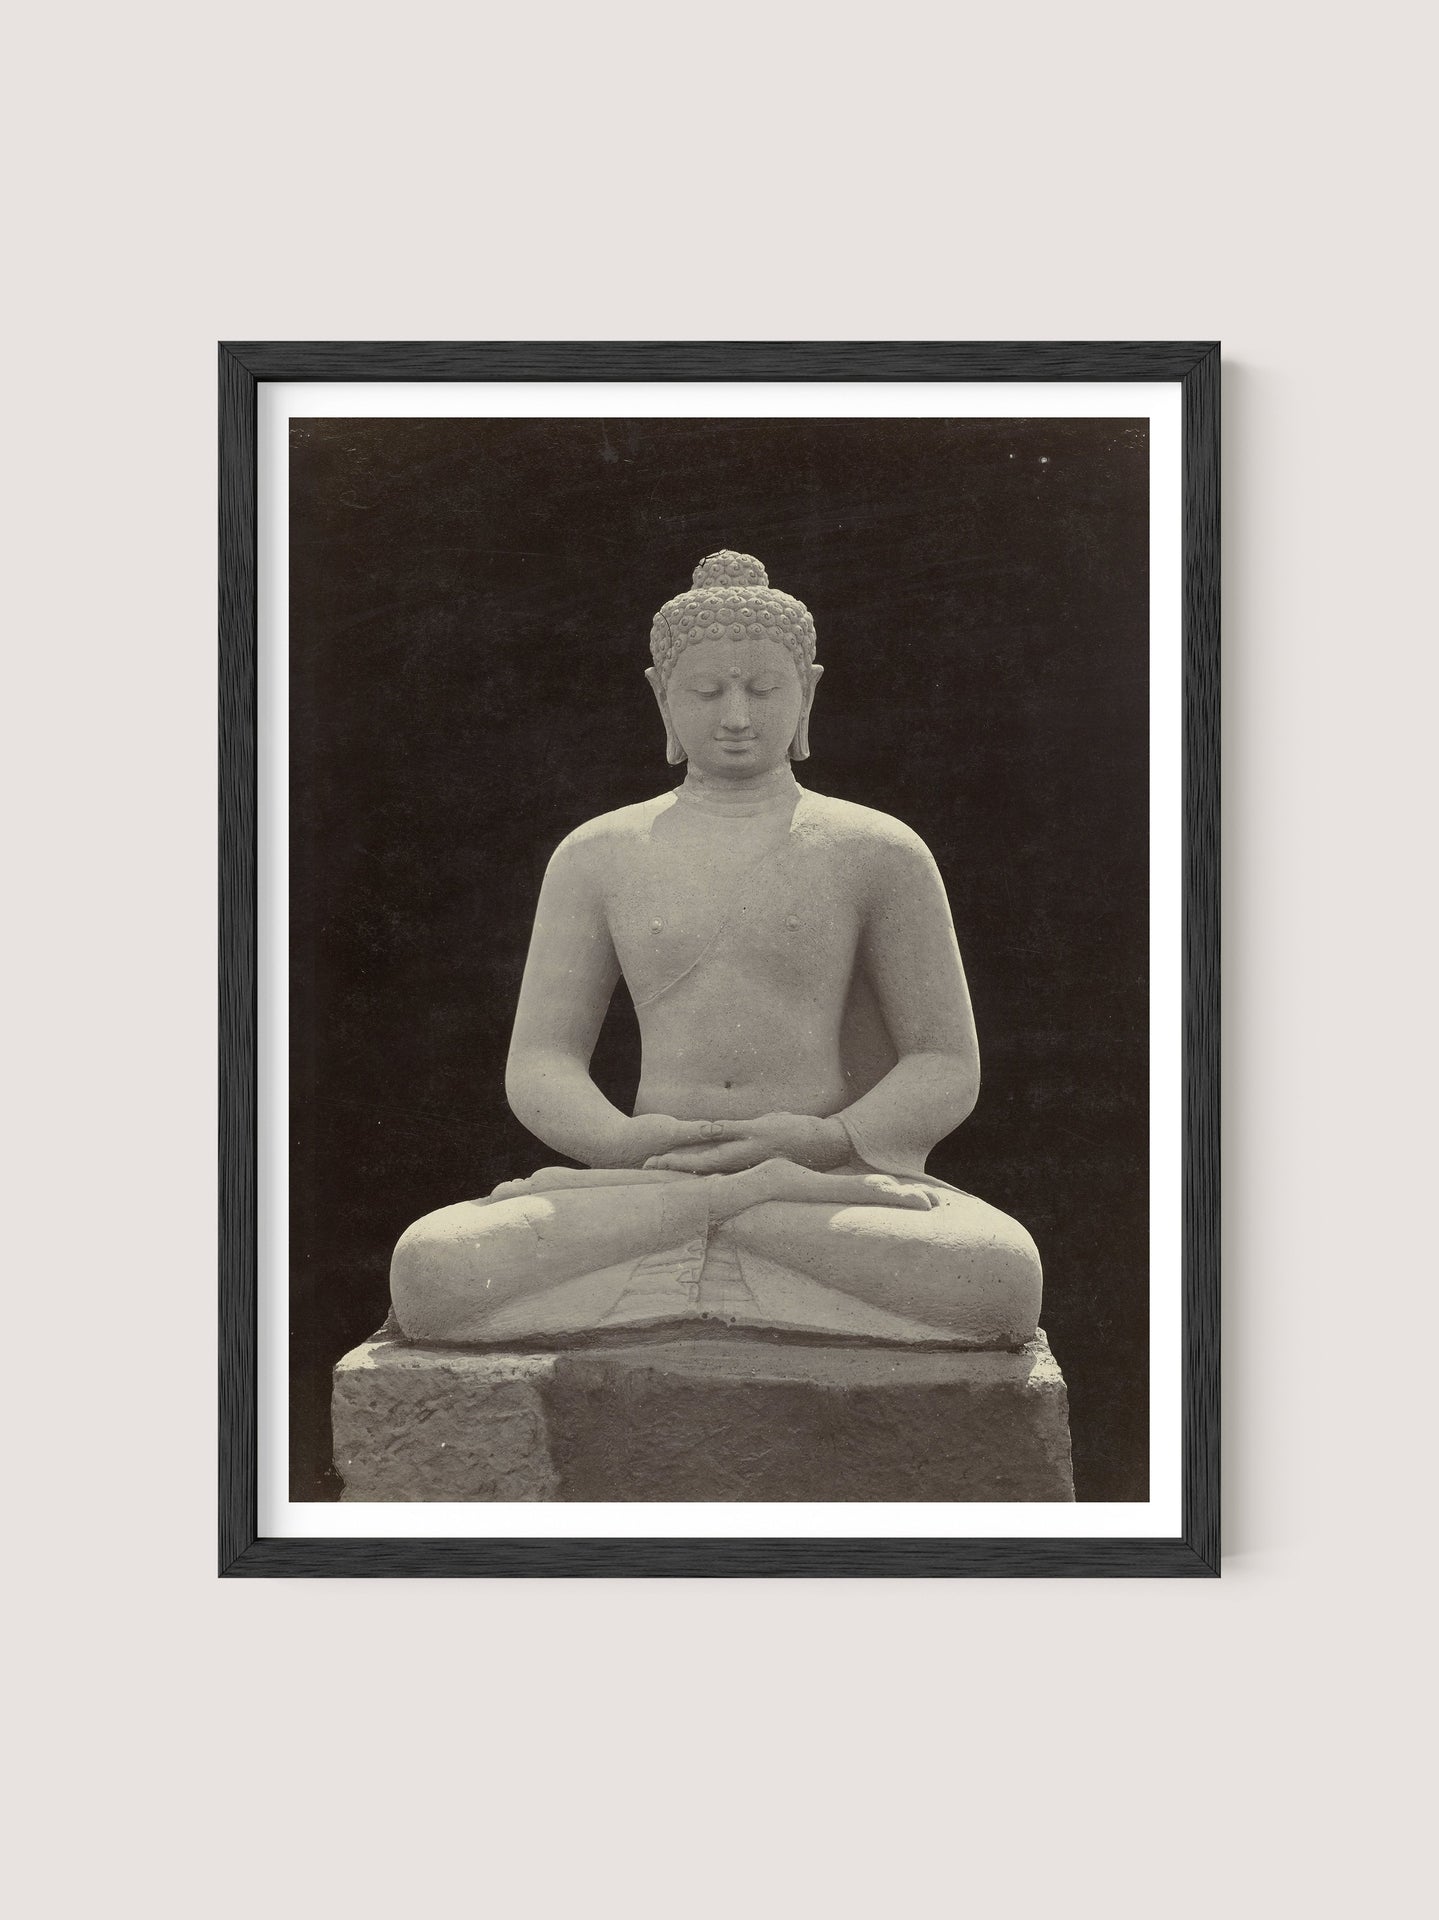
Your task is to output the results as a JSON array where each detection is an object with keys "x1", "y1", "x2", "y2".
[{"x1": 705, "y1": 1157, "x2": 937, "y2": 1224}]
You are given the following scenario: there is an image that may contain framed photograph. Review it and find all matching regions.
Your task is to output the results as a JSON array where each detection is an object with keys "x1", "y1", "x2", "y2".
[{"x1": 220, "y1": 341, "x2": 1219, "y2": 1577}]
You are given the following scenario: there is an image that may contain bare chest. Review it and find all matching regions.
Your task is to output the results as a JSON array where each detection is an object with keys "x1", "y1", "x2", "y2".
[{"x1": 605, "y1": 830, "x2": 862, "y2": 1009}]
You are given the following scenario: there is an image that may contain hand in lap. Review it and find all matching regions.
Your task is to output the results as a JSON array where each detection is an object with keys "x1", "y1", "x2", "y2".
[{"x1": 643, "y1": 1111, "x2": 849, "y2": 1174}]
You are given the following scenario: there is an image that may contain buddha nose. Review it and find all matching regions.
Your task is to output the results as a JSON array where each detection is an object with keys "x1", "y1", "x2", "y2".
[{"x1": 719, "y1": 686, "x2": 752, "y2": 731}]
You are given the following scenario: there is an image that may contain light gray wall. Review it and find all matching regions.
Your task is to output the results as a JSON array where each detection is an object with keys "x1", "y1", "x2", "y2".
[{"x1": 7, "y1": 2, "x2": 1432, "y2": 1915}]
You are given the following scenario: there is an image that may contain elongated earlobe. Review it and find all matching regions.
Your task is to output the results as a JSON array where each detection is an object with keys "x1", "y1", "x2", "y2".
[
  {"x1": 789, "y1": 664, "x2": 822, "y2": 762},
  {"x1": 645, "y1": 666, "x2": 686, "y2": 766}
]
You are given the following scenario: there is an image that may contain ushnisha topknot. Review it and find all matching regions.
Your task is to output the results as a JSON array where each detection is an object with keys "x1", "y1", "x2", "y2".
[{"x1": 649, "y1": 550, "x2": 818, "y2": 683}]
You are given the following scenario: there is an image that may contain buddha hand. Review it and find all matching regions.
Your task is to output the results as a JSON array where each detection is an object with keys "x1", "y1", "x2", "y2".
[
  {"x1": 704, "y1": 1159, "x2": 939, "y2": 1222},
  {"x1": 643, "y1": 1112, "x2": 850, "y2": 1174},
  {"x1": 619, "y1": 1113, "x2": 737, "y2": 1169}
]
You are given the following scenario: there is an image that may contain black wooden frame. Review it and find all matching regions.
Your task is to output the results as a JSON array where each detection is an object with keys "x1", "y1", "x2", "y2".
[{"x1": 219, "y1": 341, "x2": 1219, "y2": 1577}]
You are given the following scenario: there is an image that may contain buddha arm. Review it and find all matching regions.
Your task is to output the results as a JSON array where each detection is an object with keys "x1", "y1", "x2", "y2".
[
  {"x1": 504, "y1": 837, "x2": 639, "y2": 1168},
  {"x1": 837, "y1": 831, "x2": 981, "y2": 1177}
]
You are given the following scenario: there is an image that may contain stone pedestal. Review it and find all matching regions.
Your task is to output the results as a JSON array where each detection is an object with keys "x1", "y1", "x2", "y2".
[{"x1": 332, "y1": 1328, "x2": 1075, "y2": 1502}]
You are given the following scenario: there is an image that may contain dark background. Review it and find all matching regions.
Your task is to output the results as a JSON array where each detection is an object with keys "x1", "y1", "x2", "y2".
[{"x1": 289, "y1": 415, "x2": 1149, "y2": 1502}]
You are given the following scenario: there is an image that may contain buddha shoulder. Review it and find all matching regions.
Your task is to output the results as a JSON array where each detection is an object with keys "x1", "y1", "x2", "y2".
[
  {"x1": 542, "y1": 794, "x2": 680, "y2": 880},
  {"x1": 795, "y1": 790, "x2": 942, "y2": 877}
]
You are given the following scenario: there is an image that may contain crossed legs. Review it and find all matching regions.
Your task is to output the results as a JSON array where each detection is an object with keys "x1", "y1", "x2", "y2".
[
  {"x1": 726, "y1": 1187, "x2": 1042, "y2": 1347},
  {"x1": 390, "y1": 1166, "x2": 1042, "y2": 1348}
]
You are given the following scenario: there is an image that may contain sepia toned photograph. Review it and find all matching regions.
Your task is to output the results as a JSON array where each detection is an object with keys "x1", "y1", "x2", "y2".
[{"x1": 283, "y1": 409, "x2": 1154, "y2": 1509}]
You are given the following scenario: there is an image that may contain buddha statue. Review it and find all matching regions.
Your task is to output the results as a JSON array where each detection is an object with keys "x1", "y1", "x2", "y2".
[{"x1": 390, "y1": 551, "x2": 1043, "y2": 1348}]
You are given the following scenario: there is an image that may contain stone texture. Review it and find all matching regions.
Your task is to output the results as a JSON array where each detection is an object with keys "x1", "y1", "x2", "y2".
[
  {"x1": 333, "y1": 1328, "x2": 1075, "y2": 1503},
  {"x1": 331, "y1": 1344, "x2": 560, "y2": 1501}
]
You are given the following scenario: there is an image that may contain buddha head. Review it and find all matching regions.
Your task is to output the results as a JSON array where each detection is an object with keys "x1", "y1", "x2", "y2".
[{"x1": 645, "y1": 551, "x2": 824, "y2": 775}]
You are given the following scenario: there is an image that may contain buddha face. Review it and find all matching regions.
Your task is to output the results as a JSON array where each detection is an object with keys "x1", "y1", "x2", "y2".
[{"x1": 647, "y1": 634, "x2": 822, "y2": 779}]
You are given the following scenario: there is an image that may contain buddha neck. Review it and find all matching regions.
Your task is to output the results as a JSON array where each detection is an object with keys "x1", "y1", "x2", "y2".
[{"x1": 674, "y1": 764, "x2": 803, "y2": 817}]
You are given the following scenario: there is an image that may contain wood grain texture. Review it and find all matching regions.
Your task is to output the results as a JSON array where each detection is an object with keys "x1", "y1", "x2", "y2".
[
  {"x1": 219, "y1": 346, "x2": 257, "y2": 1572},
  {"x1": 220, "y1": 340, "x2": 1215, "y2": 383},
  {"x1": 1182, "y1": 347, "x2": 1222, "y2": 1573},
  {"x1": 218, "y1": 340, "x2": 1221, "y2": 1577},
  {"x1": 223, "y1": 1537, "x2": 1215, "y2": 1577}
]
